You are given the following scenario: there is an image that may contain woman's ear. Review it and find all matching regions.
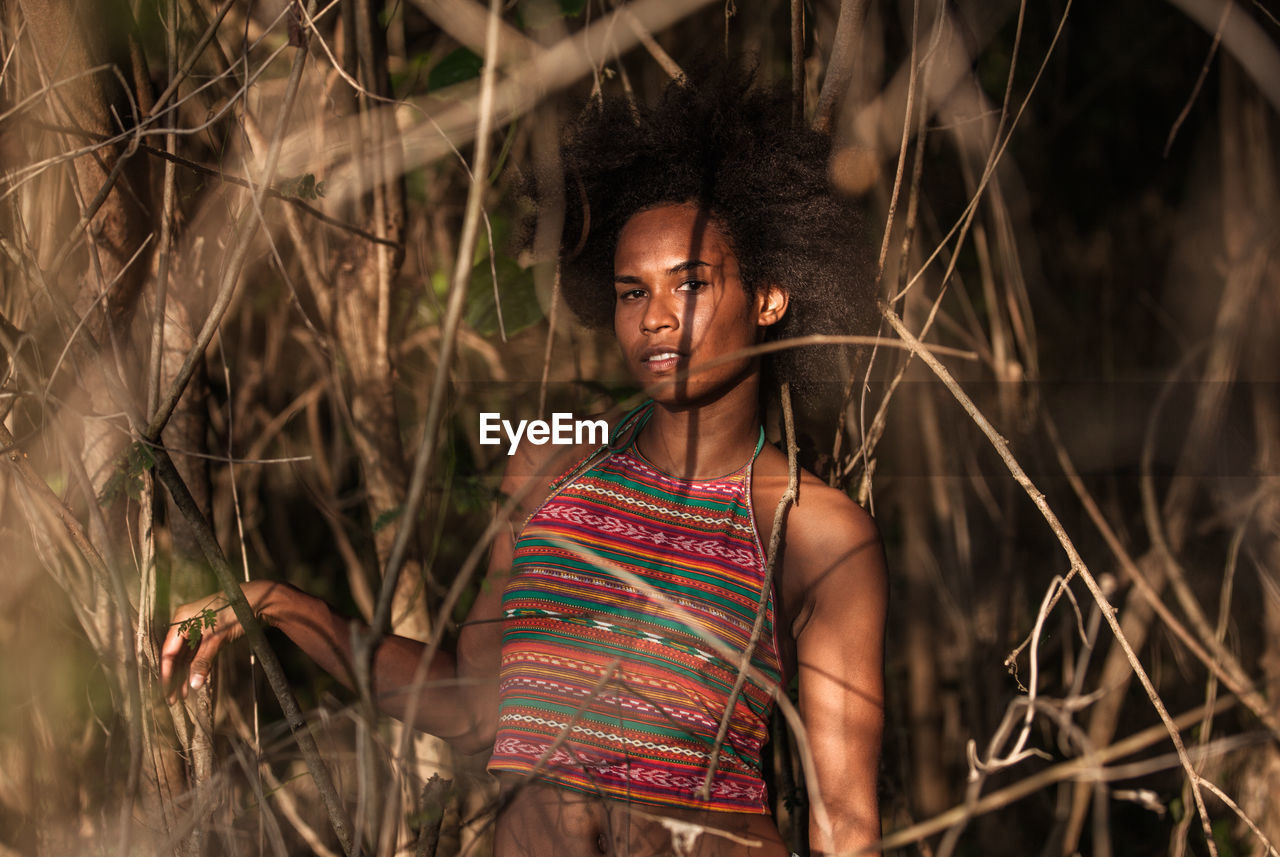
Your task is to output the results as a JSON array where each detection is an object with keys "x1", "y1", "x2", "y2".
[{"x1": 755, "y1": 284, "x2": 789, "y2": 327}]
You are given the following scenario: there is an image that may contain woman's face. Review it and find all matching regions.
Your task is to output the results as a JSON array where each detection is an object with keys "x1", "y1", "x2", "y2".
[{"x1": 613, "y1": 203, "x2": 787, "y2": 408}]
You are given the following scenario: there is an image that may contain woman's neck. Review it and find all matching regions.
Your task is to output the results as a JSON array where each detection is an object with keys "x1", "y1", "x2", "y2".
[{"x1": 636, "y1": 384, "x2": 763, "y2": 480}]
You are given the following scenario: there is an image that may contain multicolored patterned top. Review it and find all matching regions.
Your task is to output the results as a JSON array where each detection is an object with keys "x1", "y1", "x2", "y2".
[{"x1": 487, "y1": 405, "x2": 783, "y2": 813}]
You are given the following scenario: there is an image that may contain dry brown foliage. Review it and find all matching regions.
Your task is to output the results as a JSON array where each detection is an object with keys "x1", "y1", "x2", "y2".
[{"x1": 0, "y1": 0, "x2": 1277, "y2": 855}]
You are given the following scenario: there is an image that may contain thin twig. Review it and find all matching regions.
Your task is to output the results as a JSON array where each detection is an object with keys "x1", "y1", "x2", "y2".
[
  {"x1": 1165, "y1": 0, "x2": 1233, "y2": 155},
  {"x1": 875, "y1": 694, "x2": 1240, "y2": 853},
  {"x1": 538, "y1": 270, "x2": 561, "y2": 420},
  {"x1": 892, "y1": 0, "x2": 1073, "y2": 303},
  {"x1": 361, "y1": 0, "x2": 503, "y2": 651},
  {"x1": 1199, "y1": 779, "x2": 1280, "y2": 857},
  {"x1": 700, "y1": 382, "x2": 799, "y2": 800},
  {"x1": 308, "y1": 0, "x2": 721, "y2": 203},
  {"x1": 0, "y1": 62, "x2": 113, "y2": 126},
  {"x1": 43, "y1": 131, "x2": 140, "y2": 281},
  {"x1": 881, "y1": 303, "x2": 1221, "y2": 857},
  {"x1": 618, "y1": 4, "x2": 686, "y2": 82},
  {"x1": 0, "y1": 23, "x2": 295, "y2": 202},
  {"x1": 0, "y1": 418, "x2": 146, "y2": 848},
  {"x1": 143, "y1": 6, "x2": 314, "y2": 445},
  {"x1": 1163, "y1": 0, "x2": 1280, "y2": 112},
  {"x1": 1041, "y1": 408, "x2": 1280, "y2": 740},
  {"x1": 845, "y1": 0, "x2": 942, "y2": 500},
  {"x1": 874, "y1": 0, "x2": 923, "y2": 284},
  {"x1": 790, "y1": 0, "x2": 803, "y2": 127},
  {"x1": 150, "y1": 446, "x2": 354, "y2": 856},
  {"x1": 1171, "y1": 516, "x2": 1251, "y2": 857},
  {"x1": 148, "y1": 0, "x2": 237, "y2": 118},
  {"x1": 137, "y1": 142, "x2": 400, "y2": 247}
]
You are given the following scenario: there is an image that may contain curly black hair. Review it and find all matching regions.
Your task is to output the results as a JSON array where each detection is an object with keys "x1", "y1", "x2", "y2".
[{"x1": 551, "y1": 65, "x2": 877, "y2": 411}]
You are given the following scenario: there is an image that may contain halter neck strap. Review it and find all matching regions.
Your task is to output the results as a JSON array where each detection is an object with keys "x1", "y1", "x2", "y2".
[{"x1": 608, "y1": 400, "x2": 656, "y2": 451}]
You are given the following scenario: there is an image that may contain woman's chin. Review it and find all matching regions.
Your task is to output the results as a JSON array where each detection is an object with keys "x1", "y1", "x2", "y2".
[
  {"x1": 639, "y1": 379, "x2": 745, "y2": 412},
  {"x1": 641, "y1": 379, "x2": 692, "y2": 407},
  {"x1": 635, "y1": 361, "x2": 759, "y2": 409}
]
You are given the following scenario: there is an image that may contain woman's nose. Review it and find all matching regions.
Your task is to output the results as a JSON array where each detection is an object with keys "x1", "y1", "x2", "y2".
[{"x1": 641, "y1": 291, "x2": 679, "y2": 334}]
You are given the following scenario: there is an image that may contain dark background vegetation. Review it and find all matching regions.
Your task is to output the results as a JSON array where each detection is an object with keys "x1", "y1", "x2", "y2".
[{"x1": 1, "y1": 0, "x2": 1277, "y2": 855}]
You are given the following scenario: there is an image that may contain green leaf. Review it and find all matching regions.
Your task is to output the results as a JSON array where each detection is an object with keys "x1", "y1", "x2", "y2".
[
  {"x1": 372, "y1": 506, "x2": 404, "y2": 534},
  {"x1": 428, "y1": 47, "x2": 483, "y2": 91},
  {"x1": 431, "y1": 270, "x2": 449, "y2": 300},
  {"x1": 178, "y1": 607, "x2": 220, "y2": 651},
  {"x1": 405, "y1": 166, "x2": 429, "y2": 204},
  {"x1": 98, "y1": 441, "x2": 159, "y2": 505},
  {"x1": 464, "y1": 255, "x2": 544, "y2": 338},
  {"x1": 45, "y1": 472, "x2": 67, "y2": 496},
  {"x1": 391, "y1": 52, "x2": 432, "y2": 97},
  {"x1": 275, "y1": 173, "x2": 325, "y2": 200},
  {"x1": 518, "y1": 0, "x2": 583, "y2": 26},
  {"x1": 1211, "y1": 819, "x2": 1240, "y2": 857}
]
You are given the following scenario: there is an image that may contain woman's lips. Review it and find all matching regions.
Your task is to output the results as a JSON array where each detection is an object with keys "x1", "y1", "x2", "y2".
[{"x1": 640, "y1": 349, "x2": 683, "y2": 373}]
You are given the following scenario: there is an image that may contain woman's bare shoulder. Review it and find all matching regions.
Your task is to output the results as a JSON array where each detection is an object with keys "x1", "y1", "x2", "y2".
[
  {"x1": 752, "y1": 444, "x2": 877, "y2": 530},
  {"x1": 752, "y1": 444, "x2": 884, "y2": 602}
]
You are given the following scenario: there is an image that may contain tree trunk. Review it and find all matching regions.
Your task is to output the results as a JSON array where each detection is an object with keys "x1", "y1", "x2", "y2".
[
  {"x1": 1221, "y1": 55, "x2": 1280, "y2": 851},
  {"x1": 329, "y1": 1, "x2": 430, "y2": 639},
  {"x1": 897, "y1": 376, "x2": 951, "y2": 819},
  {"x1": 9, "y1": 0, "x2": 161, "y2": 842},
  {"x1": 327, "y1": 5, "x2": 452, "y2": 851},
  {"x1": 15, "y1": 0, "x2": 152, "y2": 531}
]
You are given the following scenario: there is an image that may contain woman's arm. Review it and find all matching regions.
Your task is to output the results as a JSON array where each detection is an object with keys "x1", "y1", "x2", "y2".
[
  {"x1": 784, "y1": 487, "x2": 888, "y2": 856},
  {"x1": 158, "y1": 437, "x2": 572, "y2": 753},
  {"x1": 160, "y1": 532, "x2": 511, "y2": 752}
]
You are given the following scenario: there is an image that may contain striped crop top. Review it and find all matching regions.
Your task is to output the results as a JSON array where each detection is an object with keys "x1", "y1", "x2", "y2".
[{"x1": 487, "y1": 405, "x2": 783, "y2": 813}]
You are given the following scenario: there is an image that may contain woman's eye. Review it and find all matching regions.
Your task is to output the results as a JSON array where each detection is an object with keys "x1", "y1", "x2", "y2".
[
  {"x1": 678, "y1": 279, "x2": 709, "y2": 293},
  {"x1": 618, "y1": 288, "x2": 645, "y2": 301}
]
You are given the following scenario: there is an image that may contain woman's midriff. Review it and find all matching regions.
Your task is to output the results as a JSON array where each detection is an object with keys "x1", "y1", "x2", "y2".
[{"x1": 492, "y1": 776, "x2": 790, "y2": 857}]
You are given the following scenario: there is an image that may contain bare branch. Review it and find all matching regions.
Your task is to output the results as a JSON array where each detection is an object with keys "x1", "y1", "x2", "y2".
[
  {"x1": 812, "y1": 0, "x2": 871, "y2": 134},
  {"x1": 144, "y1": 12, "x2": 313, "y2": 441},
  {"x1": 1165, "y1": 0, "x2": 1280, "y2": 112},
  {"x1": 882, "y1": 303, "x2": 1222, "y2": 856},
  {"x1": 700, "y1": 383, "x2": 799, "y2": 802}
]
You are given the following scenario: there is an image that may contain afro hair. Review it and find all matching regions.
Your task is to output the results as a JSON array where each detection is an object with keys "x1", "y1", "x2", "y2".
[{"x1": 549, "y1": 64, "x2": 878, "y2": 410}]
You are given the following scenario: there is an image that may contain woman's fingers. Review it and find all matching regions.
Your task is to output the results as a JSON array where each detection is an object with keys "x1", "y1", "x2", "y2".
[
  {"x1": 160, "y1": 595, "x2": 237, "y2": 703},
  {"x1": 159, "y1": 583, "x2": 280, "y2": 703},
  {"x1": 185, "y1": 634, "x2": 221, "y2": 691}
]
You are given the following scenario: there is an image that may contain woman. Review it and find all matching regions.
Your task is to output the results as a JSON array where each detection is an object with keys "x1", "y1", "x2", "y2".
[{"x1": 162, "y1": 71, "x2": 887, "y2": 857}]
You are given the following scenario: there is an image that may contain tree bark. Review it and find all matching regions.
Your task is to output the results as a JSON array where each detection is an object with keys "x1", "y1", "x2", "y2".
[
  {"x1": 1221, "y1": 55, "x2": 1280, "y2": 850},
  {"x1": 329, "y1": 1, "x2": 430, "y2": 639},
  {"x1": 15, "y1": 0, "x2": 152, "y2": 528},
  {"x1": 9, "y1": 0, "x2": 160, "y2": 840},
  {"x1": 327, "y1": 6, "x2": 451, "y2": 851}
]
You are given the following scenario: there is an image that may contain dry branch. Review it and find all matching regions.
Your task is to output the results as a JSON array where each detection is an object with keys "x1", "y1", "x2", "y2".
[
  {"x1": 150, "y1": 445, "x2": 354, "y2": 856},
  {"x1": 143, "y1": 15, "x2": 313, "y2": 444},
  {"x1": 700, "y1": 382, "x2": 799, "y2": 800},
  {"x1": 278, "y1": 0, "x2": 720, "y2": 202},
  {"x1": 362, "y1": 0, "x2": 504, "y2": 650},
  {"x1": 881, "y1": 303, "x2": 1223, "y2": 856},
  {"x1": 1165, "y1": 0, "x2": 1280, "y2": 111},
  {"x1": 811, "y1": 0, "x2": 870, "y2": 134},
  {"x1": 877, "y1": 694, "x2": 1244, "y2": 852}
]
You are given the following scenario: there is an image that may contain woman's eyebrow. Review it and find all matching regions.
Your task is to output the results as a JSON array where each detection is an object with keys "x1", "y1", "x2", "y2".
[
  {"x1": 668, "y1": 259, "x2": 710, "y2": 274},
  {"x1": 614, "y1": 260, "x2": 711, "y2": 284}
]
